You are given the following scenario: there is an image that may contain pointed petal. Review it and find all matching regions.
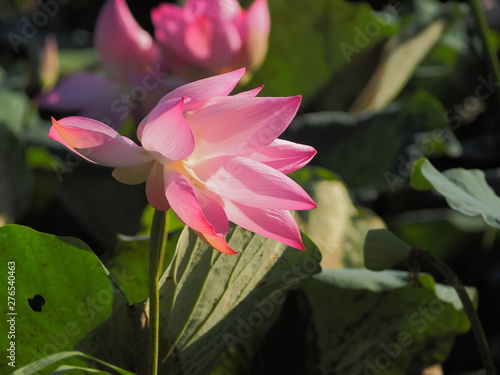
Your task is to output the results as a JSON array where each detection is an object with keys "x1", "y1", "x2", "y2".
[
  {"x1": 197, "y1": 190, "x2": 229, "y2": 235},
  {"x1": 249, "y1": 139, "x2": 316, "y2": 174},
  {"x1": 139, "y1": 98, "x2": 195, "y2": 163},
  {"x1": 146, "y1": 162, "x2": 170, "y2": 211},
  {"x1": 184, "y1": 84, "x2": 263, "y2": 110},
  {"x1": 164, "y1": 170, "x2": 228, "y2": 236},
  {"x1": 49, "y1": 117, "x2": 152, "y2": 167},
  {"x1": 95, "y1": 0, "x2": 159, "y2": 78},
  {"x1": 158, "y1": 68, "x2": 245, "y2": 111},
  {"x1": 223, "y1": 199, "x2": 305, "y2": 250},
  {"x1": 37, "y1": 73, "x2": 116, "y2": 110},
  {"x1": 188, "y1": 96, "x2": 301, "y2": 159},
  {"x1": 191, "y1": 156, "x2": 317, "y2": 210},
  {"x1": 233, "y1": 85, "x2": 264, "y2": 98},
  {"x1": 194, "y1": 230, "x2": 238, "y2": 254},
  {"x1": 112, "y1": 161, "x2": 155, "y2": 185}
]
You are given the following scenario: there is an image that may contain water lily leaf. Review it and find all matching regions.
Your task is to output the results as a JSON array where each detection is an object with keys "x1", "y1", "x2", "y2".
[
  {"x1": 101, "y1": 235, "x2": 150, "y2": 306},
  {"x1": 11, "y1": 351, "x2": 135, "y2": 375},
  {"x1": 411, "y1": 158, "x2": 500, "y2": 228},
  {"x1": 0, "y1": 226, "x2": 149, "y2": 374},
  {"x1": 158, "y1": 225, "x2": 322, "y2": 375},
  {"x1": 75, "y1": 294, "x2": 148, "y2": 375},
  {"x1": 0, "y1": 225, "x2": 114, "y2": 374},
  {"x1": 234, "y1": 269, "x2": 474, "y2": 375},
  {"x1": 51, "y1": 366, "x2": 111, "y2": 375},
  {"x1": 291, "y1": 166, "x2": 385, "y2": 268},
  {"x1": 351, "y1": 19, "x2": 445, "y2": 111},
  {"x1": 300, "y1": 269, "x2": 473, "y2": 374},
  {"x1": 101, "y1": 229, "x2": 182, "y2": 305}
]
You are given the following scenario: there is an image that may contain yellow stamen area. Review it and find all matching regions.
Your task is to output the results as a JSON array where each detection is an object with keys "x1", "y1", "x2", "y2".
[{"x1": 166, "y1": 160, "x2": 202, "y2": 190}]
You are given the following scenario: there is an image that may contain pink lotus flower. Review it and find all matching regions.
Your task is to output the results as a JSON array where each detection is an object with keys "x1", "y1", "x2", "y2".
[
  {"x1": 38, "y1": 0, "x2": 170, "y2": 129},
  {"x1": 152, "y1": 0, "x2": 270, "y2": 80},
  {"x1": 48, "y1": 69, "x2": 316, "y2": 254}
]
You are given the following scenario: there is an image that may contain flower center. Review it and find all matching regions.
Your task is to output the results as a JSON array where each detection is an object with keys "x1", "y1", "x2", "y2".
[{"x1": 167, "y1": 160, "x2": 203, "y2": 190}]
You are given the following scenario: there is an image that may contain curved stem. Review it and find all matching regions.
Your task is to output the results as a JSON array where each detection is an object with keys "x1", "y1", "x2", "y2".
[
  {"x1": 468, "y1": 0, "x2": 500, "y2": 103},
  {"x1": 416, "y1": 249, "x2": 496, "y2": 375},
  {"x1": 148, "y1": 209, "x2": 167, "y2": 375}
]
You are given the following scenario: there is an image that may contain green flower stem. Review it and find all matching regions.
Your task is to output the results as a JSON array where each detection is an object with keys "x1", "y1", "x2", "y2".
[
  {"x1": 148, "y1": 209, "x2": 169, "y2": 375},
  {"x1": 412, "y1": 249, "x2": 496, "y2": 375},
  {"x1": 469, "y1": 0, "x2": 500, "y2": 101}
]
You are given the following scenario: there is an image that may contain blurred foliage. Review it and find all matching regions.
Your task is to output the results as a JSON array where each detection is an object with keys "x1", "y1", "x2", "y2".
[
  {"x1": 1, "y1": 0, "x2": 500, "y2": 373},
  {"x1": 287, "y1": 91, "x2": 461, "y2": 189}
]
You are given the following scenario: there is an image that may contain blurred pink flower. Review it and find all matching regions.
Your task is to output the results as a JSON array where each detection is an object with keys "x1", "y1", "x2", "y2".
[
  {"x1": 152, "y1": 0, "x2": 270, "y2": 80},
  {"x1": 38, "y1": 0, "x2": 170, "y2": 129},
  {"x1": 48, "y1": 69, "x2": 316, "y2": 254}
]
